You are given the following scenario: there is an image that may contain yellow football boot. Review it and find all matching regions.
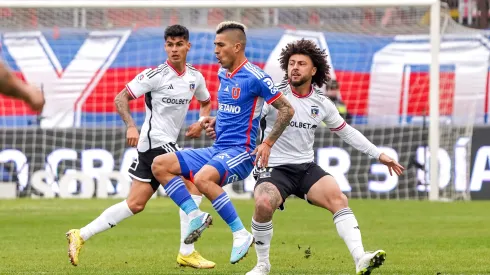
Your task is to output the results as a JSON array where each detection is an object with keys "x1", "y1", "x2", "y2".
[
  {"x1": 177, "y1": 250, "x2": 216, "y2": 269},
  {"x1": 66, "y1": 229, "x2": 85, "y2": 266}
]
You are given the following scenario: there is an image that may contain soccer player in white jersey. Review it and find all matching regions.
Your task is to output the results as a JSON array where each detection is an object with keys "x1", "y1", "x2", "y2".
[
  {"x1": 242, "y1": 39, "x2": 405, "y2": 275},
  {"x1": 65, "y1": 25, "x2": 215, "y2": 269}
]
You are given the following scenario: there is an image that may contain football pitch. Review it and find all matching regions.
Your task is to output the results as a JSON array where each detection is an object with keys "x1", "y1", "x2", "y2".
[{"x1": 0, "y1": 198, "x2": 489, "y2": 275}]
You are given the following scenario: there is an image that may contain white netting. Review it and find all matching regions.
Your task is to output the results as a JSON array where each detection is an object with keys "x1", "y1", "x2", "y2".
[{"x1": 0, "y1": 4, "x2": 486, "y2": 200}]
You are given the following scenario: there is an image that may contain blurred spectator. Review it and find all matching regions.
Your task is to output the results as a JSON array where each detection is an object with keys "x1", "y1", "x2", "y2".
[{"x1": 326, "y1": 80, "x2": 352, "y2": 124}]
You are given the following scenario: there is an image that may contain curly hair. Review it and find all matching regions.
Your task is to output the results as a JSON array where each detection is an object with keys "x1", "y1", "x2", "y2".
[{"x1": 279, "y1": 39, "x2": 330, "y2": 88}]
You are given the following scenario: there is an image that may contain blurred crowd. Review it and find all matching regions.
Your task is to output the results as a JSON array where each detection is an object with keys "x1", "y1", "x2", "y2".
[{"x1": 0, "y1": 1, "x2": 488, "y2": 32}]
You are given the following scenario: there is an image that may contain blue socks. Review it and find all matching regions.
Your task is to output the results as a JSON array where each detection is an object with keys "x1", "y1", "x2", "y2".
[
  {"x1": 164, "y1": 177, "x2": 197, "y2": 214},
  {"x1": 165, "y1": 178, "x2": 244, "y2": 233},
  {"x1": 212, "y1": 192, "x2": 244, "y2": 232}
]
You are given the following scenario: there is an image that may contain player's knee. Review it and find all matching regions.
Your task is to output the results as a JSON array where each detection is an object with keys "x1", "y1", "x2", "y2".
[
  {"x1": 126, "y1": 199, "x2": 146, "y2": 214},
  {"x1": 151, "y1": 155, "x2": 167, "y2": 178},
  {"x1": 326, "y1": 190, "x2": 348, "y2": 210},
  {"x1": 254, "y1": 193, "x2": 275, "y2": 216},
  {"x1": 193, "y1": 175, "x2": 210, "y2": 193}
]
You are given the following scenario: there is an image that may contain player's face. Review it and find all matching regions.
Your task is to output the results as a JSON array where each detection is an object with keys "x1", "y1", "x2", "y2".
[
  {"x1": 214, "y1": 33, "x2": 237, "y2": 69},
  {"x1": 288, "y1": 54, "x2": 317, "y2": 87},
  {"x1": 164, "y1": 36, "x2": 190, "y2": 65}
]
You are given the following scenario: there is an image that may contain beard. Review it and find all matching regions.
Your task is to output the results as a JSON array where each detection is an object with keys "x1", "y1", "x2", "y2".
[{"x1": 289, "y1": 75, "x2": 310, "y2": 87}]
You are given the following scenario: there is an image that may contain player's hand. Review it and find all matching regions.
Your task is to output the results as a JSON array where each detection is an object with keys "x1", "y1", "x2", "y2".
[
  {"x1": 185, "y1": 122, "x2": 202, "y2": 139},
  {"x1": 379, "y1": 153, "x2": 405, "y2": 176},
  {"x1": 25, "y1": 84, "x2": 45, "y2": 113},
  {"x1": 201, "y1": 117, "x2": 217, "y2": 140},
  {"x1": 251, "y1": 142, "x2": 272, "y2": 168},
  {"x1": 126, "y1": 126, "x2": 139, "y2": 147},
  {"x1": 205, "y1": 126, "x2": 216, "y2": 140},
  {"x1": 200, "y1": 116, "x2": 215, "y2": 129}
]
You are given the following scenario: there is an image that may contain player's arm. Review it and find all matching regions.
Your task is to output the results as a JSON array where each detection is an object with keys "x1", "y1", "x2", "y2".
[
  {"x1": 253, "y1": 76, "x2": 295, "y2": 167},
  {"x1": 115, "y1": 68, "x2": 156, "y2": 147},
  {"x1": 0, "y1": 63, "x2": 45, "y2": 112},
  {"x1": 115, "y1": 88, "x2": 139, "y2": 147},
  {"x1": 264, "y1": 94, "x2": 294, "y2": 146},
  {"x1": 186, "y1": 73, "x2": 212, "y2": 138},
  {"x1": 323, "y1": 100, "x2": 404, "y2": 176}
]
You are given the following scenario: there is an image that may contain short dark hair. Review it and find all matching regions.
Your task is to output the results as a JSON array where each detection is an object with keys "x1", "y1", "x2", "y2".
[
  {"x1": 216, "y1": 21, "x2": 247, "y2": 46},
  {"x1": 164, "y1": 24, "x2": 189, "y2": 41},
  {"x1": 279, "y1": 39, "x2": 330, "y2": 88}
]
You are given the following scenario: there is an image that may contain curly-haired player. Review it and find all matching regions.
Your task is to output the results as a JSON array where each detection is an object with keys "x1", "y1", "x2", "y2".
[{"x1": 243, "y1": 39, "x2": 405, "y2": 275}]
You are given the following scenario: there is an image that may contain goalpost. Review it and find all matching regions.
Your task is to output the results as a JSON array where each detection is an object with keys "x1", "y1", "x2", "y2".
[{"x1": 0, "y1": 0, "x2": 483, "y2": 201}]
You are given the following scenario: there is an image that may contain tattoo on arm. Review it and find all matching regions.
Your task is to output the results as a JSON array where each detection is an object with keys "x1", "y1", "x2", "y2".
[
  {"x1": 114, "y1": 88, "x2": 136, "y2": 128},
  {"x1": 266, "y1": 95, "x2": 294, "y2": 144}
]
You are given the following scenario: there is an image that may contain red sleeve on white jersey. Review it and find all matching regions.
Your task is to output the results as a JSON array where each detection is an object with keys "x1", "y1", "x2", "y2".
[{"x1": 126, "y1": 68, "x2": 160, "y2": 99}]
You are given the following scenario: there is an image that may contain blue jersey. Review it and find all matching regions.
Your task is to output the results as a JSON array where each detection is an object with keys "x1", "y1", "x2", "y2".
[{"x1": 214, "y1": 60, "x2": 282, "y2": 151}]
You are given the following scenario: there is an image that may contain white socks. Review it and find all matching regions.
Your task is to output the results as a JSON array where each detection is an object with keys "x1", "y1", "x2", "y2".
[
  {"x1": 179, "y1": 195, "x2": 203, "y2": 256},
  {"x1": 251, "y1": 218, "x2": 273, "y2": 266},
  {"x1": 80, "y1": 200, "x2": 134, "y2": 241},
  {"x1": 333, "y1": 207, "x2": 365, "y2": 263}
]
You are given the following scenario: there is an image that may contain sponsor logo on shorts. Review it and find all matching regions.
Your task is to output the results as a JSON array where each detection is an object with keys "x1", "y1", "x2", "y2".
[
  {"x1": 259, "y1": 171, "x2": 271, "y2": 178},
  {"x1": 217, "y1": 153, "x2": 231, "y2": 159},
  {"x1": 226, "y1": 174, "x2": 239, "y2": 184}
]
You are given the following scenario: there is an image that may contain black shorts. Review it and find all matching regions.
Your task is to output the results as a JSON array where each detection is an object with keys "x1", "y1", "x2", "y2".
[
  {"x1": 128, "y1": 142, "x2": 181, "y2": 191},
  {"x1": 254, "y1": 162, "x2": 331, "y2": 209}
]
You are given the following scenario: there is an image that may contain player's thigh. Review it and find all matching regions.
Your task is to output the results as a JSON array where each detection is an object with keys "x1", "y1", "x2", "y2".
[
  {"x1": 126, "y1": 179, "x2": 155, "y2": 213},
  {"x1": 173, "y1": 147, "x2": 215, "y2": 182},
  {"x1": 254, "y1": 166, "x2": 298, "y2": 211},
  {"x1": 205, "y1": 147, "x2": 255, "y2": 186},
  {"x1": 151, "y1": 151, "x2": 182, "y2": 177},
  {"x1": 303, "y1": 163, "x2": 347, "y2": 210}
]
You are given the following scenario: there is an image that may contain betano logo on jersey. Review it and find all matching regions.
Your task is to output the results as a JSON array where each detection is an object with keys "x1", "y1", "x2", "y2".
[
  {"x1": 218, "y1": 103, "x2": 241, "y2": 114},
  {"x1": 161, "y1": 97, "x2": 192, "y2": 105}
]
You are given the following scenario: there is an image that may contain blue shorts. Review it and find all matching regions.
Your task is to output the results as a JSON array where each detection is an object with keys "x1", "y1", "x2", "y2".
[{"x1": 175, "y1": 146, "x2": 255, "y2": 186}]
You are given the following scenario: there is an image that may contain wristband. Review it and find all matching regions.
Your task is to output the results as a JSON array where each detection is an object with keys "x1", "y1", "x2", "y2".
[
  {"x1": 263, "y1": 140, "x2": 273, "y2": 148},
  {"x1": 198, "y1": 116, "x2": 206, "y2": 123}
]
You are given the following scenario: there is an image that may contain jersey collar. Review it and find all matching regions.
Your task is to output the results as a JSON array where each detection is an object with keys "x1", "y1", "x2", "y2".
[
  {"x1": 166, "y1": 60, "x2": 186, "y2": 77},
  {"x1": 290, "y1": 84, "x2": 314, "y2": 98},
  {"x1": 226, "y1": 59, "x2": 248, "y2": 78}
]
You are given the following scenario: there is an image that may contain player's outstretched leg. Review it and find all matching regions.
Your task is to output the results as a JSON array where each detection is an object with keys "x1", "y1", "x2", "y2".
[
  {"x1": 306, "y1": 174, "x2": 386, "y2": 275},
  {"x1": 177, "y1": 180, "x2": 215, "y2": 269},
  {"x1": 66, "y1": 180, "x2": 152, "y2": 266},
  {"x1": 246, "y1": 182, "x2": 283, "y2": 275},
  {"x1": 193, "y1": 165, "x2": 253, "y2": 264},
  {"x1": 152, "y1": 152, "x2": 212, "y2": 245}
]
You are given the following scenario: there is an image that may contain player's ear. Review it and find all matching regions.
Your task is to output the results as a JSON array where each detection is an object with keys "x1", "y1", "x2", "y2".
[
  {"x1": 187, "y1": 41, "x2": 191, "y2": 50},
  {"x1": 311, "y1": 66, "x2": 317, "y2": 76},
  {"x1": 234, "y1": 42, "x2": 243, "y2": 53}
]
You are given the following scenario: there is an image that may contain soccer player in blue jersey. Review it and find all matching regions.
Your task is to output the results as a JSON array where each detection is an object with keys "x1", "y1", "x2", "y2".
[{"x1": 151, "y1": 21, "x2": 294, "y2": 264}]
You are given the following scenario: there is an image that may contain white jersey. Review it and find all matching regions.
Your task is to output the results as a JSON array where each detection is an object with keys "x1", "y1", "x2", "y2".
[
  {"x1": 262, "y1": 80, "x2": 381, "y2": 167},
  {"x1": 126, "y1": 61, "x2": 210, "y2": 152}
]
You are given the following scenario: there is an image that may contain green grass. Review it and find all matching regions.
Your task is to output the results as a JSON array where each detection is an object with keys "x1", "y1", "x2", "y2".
[{"x1": 0, "y1": 198, "x2": 489, "y2": 274}]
